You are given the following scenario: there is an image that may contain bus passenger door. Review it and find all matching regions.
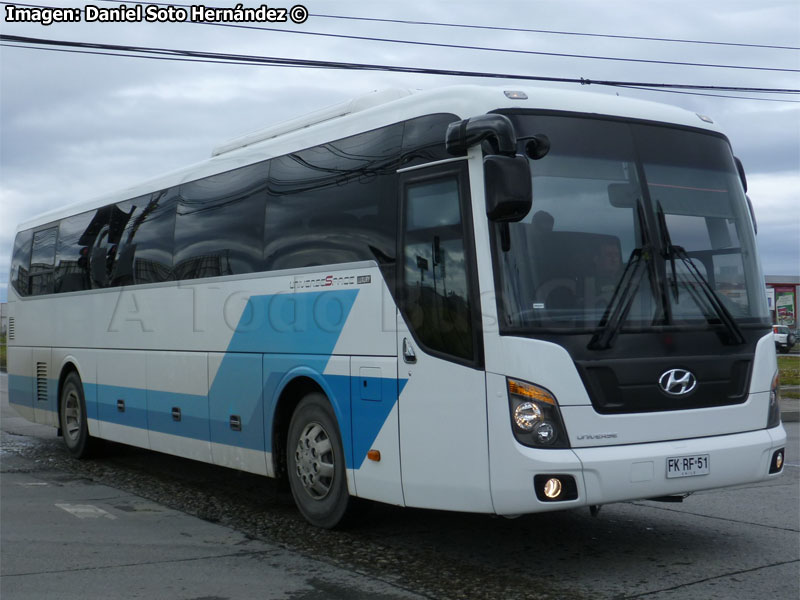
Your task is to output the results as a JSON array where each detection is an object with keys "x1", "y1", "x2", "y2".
[{"x1": 395, "y1": 162, "x2": 492, "y2": 512}]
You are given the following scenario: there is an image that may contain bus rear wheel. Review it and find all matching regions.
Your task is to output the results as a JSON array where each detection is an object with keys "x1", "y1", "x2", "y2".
[
  {"x1": 286, "y1": 393, "x2": 353, "y2": 528},
  {"x1": 60, "y1": 371, "x2": 96, "y2": 458}
]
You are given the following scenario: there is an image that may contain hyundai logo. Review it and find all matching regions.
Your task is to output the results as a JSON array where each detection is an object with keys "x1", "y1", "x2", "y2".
[{"x1": 659, "y1": 369, "x2": 697, "y2": 396}]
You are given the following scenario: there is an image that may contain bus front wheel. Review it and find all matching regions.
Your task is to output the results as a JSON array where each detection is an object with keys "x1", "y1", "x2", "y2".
[
  {"x1": 59, "y1": 371, "x2": 96, "y2": 458},
  {"x1": 286, "y1": 393, "x2": 353, "y2": 528}
]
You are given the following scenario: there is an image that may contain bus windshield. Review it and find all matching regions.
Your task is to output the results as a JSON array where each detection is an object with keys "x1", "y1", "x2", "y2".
[{"x1": 492, "y1": 113, "x2": 769, "y2": 333}]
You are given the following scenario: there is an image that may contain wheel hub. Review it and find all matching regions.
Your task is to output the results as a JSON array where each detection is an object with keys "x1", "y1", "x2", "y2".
[
  {"x1": 294, "y1": 421, "x2": 335, "y2": 500},
  {"x1": 63, "y1": 389, "x2": 82, "y2": 443}
]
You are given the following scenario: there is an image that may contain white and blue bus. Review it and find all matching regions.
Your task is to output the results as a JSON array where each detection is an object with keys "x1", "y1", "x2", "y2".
[{"x1": 7, "y1": 86, "x2": 786, "y2": 527}]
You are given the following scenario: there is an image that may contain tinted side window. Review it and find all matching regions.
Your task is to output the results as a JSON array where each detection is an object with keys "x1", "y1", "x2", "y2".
[
  {"x1": 30, "y1": 227, "x2": 58, "y2": 296},
  {"x1": 265, "y1": 124, "x2": 402, "y2": 271},
  {"x1": 174, "y1": 161, "x2": 269, "y2": 280},
  {"x1": 10, "y1": 229, "x2": 33, "y2": 297},
  {"x1": 401, "y1": 171, "x2": 475, "y2": 361},
  {"x1": 110, "y1": 190, "x2": 177, "y2": 285},
  {"x1": 400, "y1": 113, "x2": 458, "y2": 169},
  {"x1": 55, "y1": 209, "x2": 109, "y2": 293}
]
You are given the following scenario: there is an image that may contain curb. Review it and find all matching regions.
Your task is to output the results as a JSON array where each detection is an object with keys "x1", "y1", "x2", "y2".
[
  {"x1": 781, "y1": 407, "x2": 799, "y2": 423},
  {"x1": 780, "y1": 387, "x2": 799, "y2": 422}
]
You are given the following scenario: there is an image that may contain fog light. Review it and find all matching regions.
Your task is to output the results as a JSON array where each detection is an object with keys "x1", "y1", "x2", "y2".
[
  {"x1": 543, "y1": 478, "x2": 562, "y2": 499},
  {"x1": 770, "y1": 448, "x2": 785, "y2": 474},
  {"x1": 534, "y1": 474, "x2": 579, "y2": 502},
  {"x1": 513, "y1": 401, "x2": 542, "y2": 432}
]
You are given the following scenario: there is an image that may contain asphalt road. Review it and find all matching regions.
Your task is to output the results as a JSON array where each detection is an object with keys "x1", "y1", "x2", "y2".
[{"x1": 1, "y1": 372, "x2": 798, "y2": 600}]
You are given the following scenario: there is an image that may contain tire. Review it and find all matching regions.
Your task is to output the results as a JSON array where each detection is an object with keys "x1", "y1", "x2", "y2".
[
  {"x1": 286, "y1": 393, "x2": 354, "y2": 528},
  {"x1": 59, "y1": 372, "x2": 96, "y2": 458}
]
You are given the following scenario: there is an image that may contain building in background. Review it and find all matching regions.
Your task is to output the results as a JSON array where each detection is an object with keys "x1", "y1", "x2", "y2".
[
  {"x1": 765, "y1": 275, "x2": 799, "y2": 327},
  {"x1": 0, "y1": 302, "x2": 6, "y2": 336}
]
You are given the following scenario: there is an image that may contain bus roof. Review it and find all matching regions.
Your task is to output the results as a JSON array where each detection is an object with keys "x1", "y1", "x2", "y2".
[{"x1": 17, "y1": 84, "x2": 725, "y2": 232}]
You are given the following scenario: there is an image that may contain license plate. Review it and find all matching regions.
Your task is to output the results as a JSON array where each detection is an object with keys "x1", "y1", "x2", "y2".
[{"x1": 666, "y1": 454, "x2": 709, "y2": 478}]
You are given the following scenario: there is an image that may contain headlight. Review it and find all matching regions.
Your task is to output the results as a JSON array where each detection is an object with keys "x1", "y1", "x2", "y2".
[
  {"x1": 507, "y1": 378, "x2": 569, "y2": 448},
  {"x1": 767, "y1": 370, "x2": 781, "y2": 429},
  {"x1": 512, "y1": 401, "x2": 542, "y2": 431}
]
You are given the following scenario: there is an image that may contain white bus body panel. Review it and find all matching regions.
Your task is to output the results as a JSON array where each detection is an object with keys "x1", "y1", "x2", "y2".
[
  {"x1": 575, "y1": 427, "x2": 780, "y2": 506},
  {"x1": 146, "y1": 351, "x2": 211, "y2": 463},
  {"x1": 8, "y1": 263, "x2": 408, "y2": 507},
  {"x1": 208, "y1": 352, "x2": 269, "y2": 476},
  {"x1": 96, "y1": 350, "x2": 150, "y2": 448},
  {"x1": 8, "y1": 344, "x2": 34, "y2": 421}
]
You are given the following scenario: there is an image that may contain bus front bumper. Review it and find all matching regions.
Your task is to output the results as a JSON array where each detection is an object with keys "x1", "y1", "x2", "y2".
[{"x1": 491, "y1": 425, "x2": 786, "y2": 515}]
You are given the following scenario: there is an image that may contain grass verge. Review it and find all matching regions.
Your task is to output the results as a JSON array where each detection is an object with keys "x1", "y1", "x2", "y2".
[{"x1": 778, "y1": 354, "x2": 799, "y2": 387}]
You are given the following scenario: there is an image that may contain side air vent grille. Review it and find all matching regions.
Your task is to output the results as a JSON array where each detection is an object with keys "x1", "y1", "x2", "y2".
[
  {"x1": 7, "y1": 317, "x2": 14, "y2": 340},
  {"x1": 36, "y1": 362, "x2": 48, "y2": 403}
]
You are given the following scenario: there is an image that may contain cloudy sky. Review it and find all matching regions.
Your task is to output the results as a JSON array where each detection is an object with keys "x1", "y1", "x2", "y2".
[{"x1": 1, "y1": 0, "x2": 798, "y2": 303}]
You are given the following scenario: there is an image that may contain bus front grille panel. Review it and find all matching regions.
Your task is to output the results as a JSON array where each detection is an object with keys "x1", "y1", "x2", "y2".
[
  {"x1": 7, "y1": 317, "x2": 13, "y2": 340},
  {"x1": 575, "y1": 355, "x2": 754, "y2": 414}
]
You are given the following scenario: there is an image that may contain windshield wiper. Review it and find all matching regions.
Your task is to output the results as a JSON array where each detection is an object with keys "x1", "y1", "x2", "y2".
[
  {"x1": 655, "y1": 201, "x2": 680, "y2": 304},
  {"x1": 588, "y1": 199, "x2": 652, "y2": 350},
  {"x1": 655, "y1": 202, "x2": 745, "y2": 346}
]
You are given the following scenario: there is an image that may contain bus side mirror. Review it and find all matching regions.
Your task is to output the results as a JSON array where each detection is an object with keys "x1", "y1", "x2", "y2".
[
  {"x1": 734, "y1": 157, "x2": 757, "y2": 234},
  {"x1": 746, "y1": 194, "x2": 758, "y2": 235},
  {"x1": 484, "y1": 154, "x2": 532, "y2": 222},
  {"x1": 734, "y1": 156, "x2": 748, "y2": 193}
]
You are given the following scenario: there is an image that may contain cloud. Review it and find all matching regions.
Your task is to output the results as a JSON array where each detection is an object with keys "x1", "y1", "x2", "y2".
[
  {"x1": 2, "y1": 0, "x2": 799, "y2": 294},
  {"x1": 749, "y1": 171, "x2": 800, "y2": 276}
]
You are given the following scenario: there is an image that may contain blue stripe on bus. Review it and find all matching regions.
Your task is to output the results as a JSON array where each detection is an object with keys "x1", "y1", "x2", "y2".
[
  {"x1": 352, "y1": 375, "x2": 408, "y2": 470},
  {"x1": 209, "y1": 352, "x2": 264, "y2": 453},
  {"x1": 223, "y1": 290, "x2": 361, "y2": 464},
  {"x1": 7, "y1": 289, "x2": 407, "y2": 470},
  {"x1": 9, "y1": 371, "x2": 407, "y2": 466},
  {"x1": 92, "y1": 383, "x2": 149, "y2": 430},
  {"x1": 147, "y1": 389, "x2": 211, "y2": 441},
  {"x1": 8, "y1": 374, "x2": 58, "y2": 416},
  {"x1": 8, "y1": 374, "x2": 34, "y2": 408},
  {"x1": 224, "y1": 290, "x2": 360, "y2": 354}
]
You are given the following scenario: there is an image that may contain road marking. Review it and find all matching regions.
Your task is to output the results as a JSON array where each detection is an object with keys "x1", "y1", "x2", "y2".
[
  {"x1": 55, "y1": 503, "x2": 117, "y2": 520},
  {"x1": 16, "y1": 482, "x2": 49, "y2": 486}
]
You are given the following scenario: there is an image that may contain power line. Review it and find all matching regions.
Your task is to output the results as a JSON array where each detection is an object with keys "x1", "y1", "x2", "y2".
[
  {"x1": 4, "y1": 1, "x2": 798, "y2": 74},
  {"x1": 310, "y1": 12, "x2": 800, "y2": 52},
  {"x1": 3, "y1": 34, "x2": 799, "y2": 103},
  {"x1": 0, "y1": 42, "x2": 323, "y2": 69},
  {"x1": 94, "y1": 0, "x2": 800, "y2": 51},
  {"x1": 614, "y1": 85, "x2": 800, "y2": 103}
]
